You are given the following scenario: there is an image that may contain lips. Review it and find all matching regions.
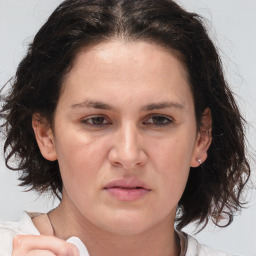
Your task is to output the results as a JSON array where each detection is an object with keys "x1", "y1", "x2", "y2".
[
  {"x1": 104, "y1": 179, "x2": 150, "y2": 190},
  {"x1": 104, "y1": 179, "x2": 151, "y2": 201}
]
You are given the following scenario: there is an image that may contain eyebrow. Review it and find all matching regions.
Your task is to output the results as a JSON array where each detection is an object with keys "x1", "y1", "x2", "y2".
[
  {"x1": 71, "y1": 100, "x2": 115, "y2": 110},
  {"x1": 71, "y1": 100, "x2": 184, "y2": 111},
  {"x1": 141, "y1": 102, "x2": 184, "y2": 111}
]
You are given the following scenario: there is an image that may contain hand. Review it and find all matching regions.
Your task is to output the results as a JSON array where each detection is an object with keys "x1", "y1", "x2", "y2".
[{"x1": 12, "y1": 235, "x2": 80, "y2": 256}]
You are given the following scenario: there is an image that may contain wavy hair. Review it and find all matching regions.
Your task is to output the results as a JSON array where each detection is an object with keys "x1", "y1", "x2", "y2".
[{"x1": 0, "y1": 0, "x2": 250, "y2": 230}]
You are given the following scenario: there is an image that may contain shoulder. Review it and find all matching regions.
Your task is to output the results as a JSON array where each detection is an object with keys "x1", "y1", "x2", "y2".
[
  {"x1": 0, "y1": 212, "x2": 40, "y2": 255},
  {"x1": 185, "y1": 233, "x2": 236, "y2": 256}
]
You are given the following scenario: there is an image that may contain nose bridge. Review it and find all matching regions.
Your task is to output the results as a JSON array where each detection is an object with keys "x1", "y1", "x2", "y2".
[
  {"x1": 118, "y1": 120, "x2": 140, "y2": 162},
  {"x1": 109, "y1": 120, "x2": 146, "y2": 168}
]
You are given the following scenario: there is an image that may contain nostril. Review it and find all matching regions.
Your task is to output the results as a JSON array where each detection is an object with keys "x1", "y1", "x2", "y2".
[
  {"x1": 112, "y1": 161, "x2": 123, "y2": 168},
  {"x1": 108, "y1": 143, "x2": 148, "y2": 169}
]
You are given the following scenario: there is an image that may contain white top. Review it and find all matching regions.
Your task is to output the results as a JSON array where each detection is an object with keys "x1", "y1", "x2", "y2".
[{"x1": 0, "y1": 212, "x2": 236, "y2": 256}]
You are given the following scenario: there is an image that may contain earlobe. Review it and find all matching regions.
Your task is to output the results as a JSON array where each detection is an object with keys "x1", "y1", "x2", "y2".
[
  {"x1": 190, "y1": 108, "x2": 212, "y2": 167},
  {"x1": 32, "y1": 114, "x2": 57, "y2": 161}
]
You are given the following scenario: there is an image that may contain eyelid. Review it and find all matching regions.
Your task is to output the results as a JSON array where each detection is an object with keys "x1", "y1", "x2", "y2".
[
  {"x1": 81, "y1": 115, "x2": 111, "y2": 127},
  {"x1": 79, "y1": 114, "x2": 174, "y2": 128},
  {"x1": 143, "y1": 114, "x2": 174, "y2": 126}
]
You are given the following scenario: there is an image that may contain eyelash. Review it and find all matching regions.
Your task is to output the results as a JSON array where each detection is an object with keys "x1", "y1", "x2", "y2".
[
  {"x1": 81, "y1": 116, "x2": 111, "y2": 127},
  {"x1": 143, "y1": 115, "x2": 173, "y2": 127},
  {"x1": 81, "y1": 115, "x2": 173, "y2": 128}
]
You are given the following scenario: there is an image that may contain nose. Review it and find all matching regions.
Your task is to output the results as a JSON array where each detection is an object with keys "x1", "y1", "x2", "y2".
[{"x1": 108, "y1": 122, "x2": 148, "y2": 169}]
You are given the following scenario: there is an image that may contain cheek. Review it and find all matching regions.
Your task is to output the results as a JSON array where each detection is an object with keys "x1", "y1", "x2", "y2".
[
  {"x1": 152, "y1": 133, "x2": 194, "y2": 169},
  {"x1": 150, "y1": 135, "x2": 194, "y2": 199},
  {"x1": 54, "y1": 132, "x2": 107, "y2": 194}
]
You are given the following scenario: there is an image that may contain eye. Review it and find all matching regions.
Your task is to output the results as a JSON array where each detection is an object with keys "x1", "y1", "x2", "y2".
[
  {"x1": 81, "y1": 116, "x2": 110, "y2": 127},
  {"x1": 144, "y1": 115, "x2": 173, "y2": 127}
]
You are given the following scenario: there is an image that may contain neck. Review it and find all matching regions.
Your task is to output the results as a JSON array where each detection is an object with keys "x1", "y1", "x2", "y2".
[{"x1": 49, "y1": 201, "x2": 180, "y2": 256}]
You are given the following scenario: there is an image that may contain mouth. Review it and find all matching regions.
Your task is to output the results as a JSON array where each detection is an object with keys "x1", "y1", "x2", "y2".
[
  {"x1": 110, "y1": 186, "x2": 145, "y2": 189},
  {"x1": 104, "y1": 179, "x2": 151, "y2": 201}
]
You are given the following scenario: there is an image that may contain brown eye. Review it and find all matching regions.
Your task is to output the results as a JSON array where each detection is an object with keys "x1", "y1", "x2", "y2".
[
  {"x1": 152, "y1": 116, "x2": 169, "y2": 125},
  {"x1": 89, "y1": 117, "x2": 106, "y2": 125},
  {"x1": 144, "y1": 115, "x2": 173, "y2": 127},
  {"x1": 82, "y1": 116, "x2": 110, "y2": 127}
]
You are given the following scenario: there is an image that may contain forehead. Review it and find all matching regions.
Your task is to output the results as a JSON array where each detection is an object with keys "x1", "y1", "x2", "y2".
[
  {"x1": 69, "y1": 40, "x2": 188, "y2": 80},
  {"x1": 60, "y1": 40, "x2": 193, "y2": 110}
]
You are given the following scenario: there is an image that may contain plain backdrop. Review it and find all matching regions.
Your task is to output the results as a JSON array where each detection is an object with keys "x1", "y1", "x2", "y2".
[{"x1": 0, "y1": 0, "x2": 255, "y2": 255}]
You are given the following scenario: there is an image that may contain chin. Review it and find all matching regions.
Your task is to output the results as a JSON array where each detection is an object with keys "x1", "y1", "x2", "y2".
[{"x1": 97, "y1": 211, "x2": 157, "y2": 236}]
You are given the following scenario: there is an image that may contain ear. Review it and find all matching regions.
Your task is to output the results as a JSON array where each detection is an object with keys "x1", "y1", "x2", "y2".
[
  {"x1": 190, "y1": 108, "x2": 212, "y2": 167},
  {"x1": 32, "y1": 114, "x2": 57, "y2": 161}
]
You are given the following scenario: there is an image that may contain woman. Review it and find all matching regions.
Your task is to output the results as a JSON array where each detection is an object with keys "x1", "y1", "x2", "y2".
[{"x1": 0, "y1": 0, "x2": 250, "y2": 255}]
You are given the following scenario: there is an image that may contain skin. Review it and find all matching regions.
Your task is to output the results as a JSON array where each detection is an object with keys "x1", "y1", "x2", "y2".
[{"x1": 15, "y1": 40, "x2": 211, "y2": 255}]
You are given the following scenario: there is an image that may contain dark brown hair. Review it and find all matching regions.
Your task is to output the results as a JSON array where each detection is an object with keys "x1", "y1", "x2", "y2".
[{"x1": 0, "y1": 0, "x2": 250, "y2": 230}]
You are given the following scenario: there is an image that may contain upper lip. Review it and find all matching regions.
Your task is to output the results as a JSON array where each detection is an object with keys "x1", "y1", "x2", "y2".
[{"x1": 104, "y1": 178, "x2": 151, "y2": 190}]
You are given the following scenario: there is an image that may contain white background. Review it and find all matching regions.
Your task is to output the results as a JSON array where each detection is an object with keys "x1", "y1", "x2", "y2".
[{"x1": 0, "y1": 0, "x2": 255, "y2": 255}]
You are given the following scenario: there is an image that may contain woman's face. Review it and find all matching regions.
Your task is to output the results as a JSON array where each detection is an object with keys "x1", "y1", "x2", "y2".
[{"x1": 36, "y1": 40, "x2": 207, "y2": 235}]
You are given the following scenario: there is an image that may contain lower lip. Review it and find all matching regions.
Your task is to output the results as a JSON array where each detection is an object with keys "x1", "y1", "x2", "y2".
[{"x1": 105, "y1": 187, "x2": 150, "y2": 201}]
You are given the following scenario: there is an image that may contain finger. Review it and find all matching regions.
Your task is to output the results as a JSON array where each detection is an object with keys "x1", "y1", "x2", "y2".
[
  {"x1": 13, "y1": 248, "x2": 56, "y2": 256},
  {"x1": 27, "y1": 250, "x2": 56, "y2": 256},
  {"x1": 12, "y1": 235, "x2": 79, "y2": 256}
]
